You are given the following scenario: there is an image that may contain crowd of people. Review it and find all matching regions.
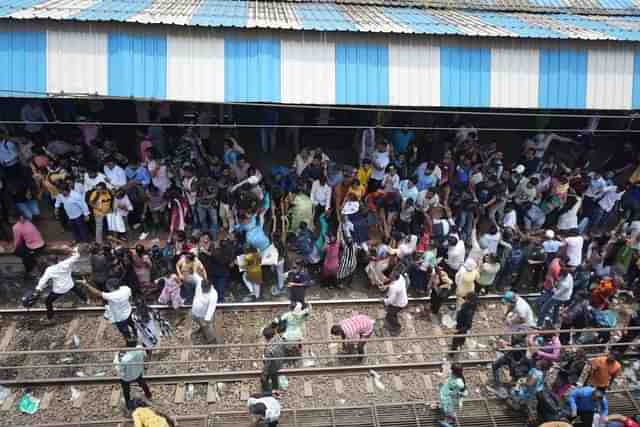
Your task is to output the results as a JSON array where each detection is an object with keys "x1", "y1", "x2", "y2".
[{"x1": 3, "y1": 100, "x2": 640, "y2": 426}]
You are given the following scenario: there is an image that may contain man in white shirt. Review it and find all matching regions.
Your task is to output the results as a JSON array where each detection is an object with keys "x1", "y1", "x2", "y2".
[
  {"x1": 310, "y1": 176, "x2": 332, "y2": 214},
  {"x1": 383, "y1": 272, "x2": 408, "y2": 336},
  {"x1": 563, "y1": 231, "x2": 585, "y2": 268},
  {"x1": 502, "y1": 291, "x2": 536, "y2": 330},
  {"x1": 83, "y1": 169, "x2": 109, "y2": 192},
  {"x1": 445, "y1": 235, "x2": 466, "y2": 276},
  {"x1": 370, "y1": 141, "x2": 390, "y2": 191},
  {"x1": 83, "y1": 278, "x2": 136, "y2": 341},
  {"x1": 103, "y1": 157, "x2": 127, "y2": 189},
  {"x1": 34, "y1": 247, "x2": 86, "y2": 321},
  {"x1": 538, "y1": 269, "x2": 573, "y2": 327},
  {"x1": 191, "y1": 274, "x2": 218, "y2": 343},
  {"x1": 248, "y1": 393, "x2": 281, "y2": 427}
]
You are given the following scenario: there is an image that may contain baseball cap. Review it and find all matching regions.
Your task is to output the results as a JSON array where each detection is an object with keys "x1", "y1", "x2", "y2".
[
  {"x1": 502, "y1": 291, "x2": 515, "y2": 304},
  {"x1": 513, "y1": 164, "x2": 525, "y2": 174},
  {"x1": 545, "y1": 230, "x2": 555, "y2": 239}
]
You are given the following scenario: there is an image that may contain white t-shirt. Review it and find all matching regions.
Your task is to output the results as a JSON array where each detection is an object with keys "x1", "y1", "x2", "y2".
[
  {"x1": 503, "y1": 210, "x2": 517, "y2": 229},
  {"x1": 565, "y1": 236, "x2": 584, "y2": 267},
  {"x1": 371, "y1": 149, "x2": 390, "y2": 181},
  {"x1": 102, "y1": 286, "x2": 132, "y2": 323},
  {"x1": 480, "y1": 232, "x2": 501, "y2": 255},
  {"x1": 553, "y1": 274, "x2": 574, "y2": 301},
  {"x1": 513, "y1": 296, "x2": 536, "y2": 327},
  {"x1": 446, "y1": 240, "x2": 466, "y2": 271}
]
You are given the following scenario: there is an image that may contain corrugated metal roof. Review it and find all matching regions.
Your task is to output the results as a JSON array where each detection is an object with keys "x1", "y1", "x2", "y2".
[{"x1": 3, "y1": 0, "x2": 640, "y2": 41}]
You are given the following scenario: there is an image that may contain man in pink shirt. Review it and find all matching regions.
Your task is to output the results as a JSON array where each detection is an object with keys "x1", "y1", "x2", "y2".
[
  {"x1": 13, "y1": 215, "x2": 45, "y2": 276},
  {"x1": 331, "y1": 314, "x2": 375, "y2": 361}
]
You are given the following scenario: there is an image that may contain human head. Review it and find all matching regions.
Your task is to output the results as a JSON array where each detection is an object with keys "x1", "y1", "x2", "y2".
[
  {"x1": 96, "y1": 182, "x2": 107, "y2": 192},
  {"x1": 105, "y1": 278, "x2": 119, "y2": 292},
  {"x1": 502, "y1": 291, "x2": 516, "y2": 305},
  {"x1": 201, "y1": 279, "x2": 212, "y2": 293},
  {"x1": 330, "y1": 324, "x2": 345, "y2": 338},
  {"x1": 262, "y1": 326, "x2": 275, "y2": 341}
]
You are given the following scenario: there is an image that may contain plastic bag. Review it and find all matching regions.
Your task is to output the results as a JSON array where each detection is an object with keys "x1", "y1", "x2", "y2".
[
  {"x1": 441, "y1": 313, "x2": 456, "y2": 329},
  {"x1": 18, "y1": 393, "x2": 40, "y2": 415},
  {"x1": 278, "y1": 375, "x2": 289, "y2": 390},
  {"x1": 0, "y1": 386, "x2": 10, "y2": 404}
]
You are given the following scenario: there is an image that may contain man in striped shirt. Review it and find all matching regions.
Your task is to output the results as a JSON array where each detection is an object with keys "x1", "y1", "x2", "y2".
[{"x1": 331, "y1": 314, "x2": 375, "y2": 361}]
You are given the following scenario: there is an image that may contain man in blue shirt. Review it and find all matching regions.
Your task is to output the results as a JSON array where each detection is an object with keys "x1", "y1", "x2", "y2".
[
  {"x1": 55, "y1": 185, "x2": 90, "y2": 242},
  {"x1": 125, "y1": 160, "x2": 151, "y2": 187},
  {"x1": 567, "y1": 386, "x2": 608, "y2": 427},
  {"x1": 391, "y1": 128, "x2": 415, "y2": 156}
]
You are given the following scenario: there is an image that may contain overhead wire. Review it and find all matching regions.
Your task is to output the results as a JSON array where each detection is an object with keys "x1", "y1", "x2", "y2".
[
  {"x1": 1, "y1": 87, "x2": 638, "y2": 120},
  {"x1": 1, "y1": 119, "x2": 639, "y2": 133}
]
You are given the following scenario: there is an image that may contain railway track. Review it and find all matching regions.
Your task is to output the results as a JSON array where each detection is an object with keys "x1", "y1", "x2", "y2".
[
  {"x1": 0, "y1": 294, "x2": 533, "y2": 384},
  {"x1": 2, "y1": 293, "x2": 638, "y2": 426},
  {"x1": 7, "y1": 388, "x2": 640, "y2": 427}
]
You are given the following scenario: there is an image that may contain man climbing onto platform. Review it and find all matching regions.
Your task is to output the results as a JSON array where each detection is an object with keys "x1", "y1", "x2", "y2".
[{"x1": 33, "y1": 245, "x2": 87, "y2": 323}]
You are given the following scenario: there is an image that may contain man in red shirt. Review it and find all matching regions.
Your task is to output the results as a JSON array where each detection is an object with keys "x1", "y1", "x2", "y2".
[{"x1": 12, "y1": 215, "x2": 45, "y2": 277}]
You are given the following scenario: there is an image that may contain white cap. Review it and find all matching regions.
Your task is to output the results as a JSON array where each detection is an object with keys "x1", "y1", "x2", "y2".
[
  {"x1": 247, "y1": 175, "x2": 260, "y2": 185},
  {"x1": 545, "y1": 229, "x2": 555, "y2": 239},
  {"x1": 513, "y1": 164, "x2": 525, "y2": 174}
]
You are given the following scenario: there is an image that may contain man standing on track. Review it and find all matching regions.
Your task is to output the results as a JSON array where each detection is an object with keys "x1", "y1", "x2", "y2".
[
  {"x1": 34, "y1": 246, "x2": 87, "y2": 323},
  {"x1": 115, "y1": 340, "x2": 152, "y2": 411},
  {"x1": 382, "y1": 271, "x2": 408, "y2": 336},
  {"x1": 82, "y1": 278, "x2": 137, "y2": 342}
]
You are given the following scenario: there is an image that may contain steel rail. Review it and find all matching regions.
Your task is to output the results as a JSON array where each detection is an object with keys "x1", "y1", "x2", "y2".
[
  {"x1": 0, "y1": 358, "x2": 494, "y2": 387},
  {"x1": 0, "y1": 292, "x2": 538, "y2": 315},
  {"x1": 2, "y1": 342, "x2": 636, "y2": 373},
  {"x1": 25, "y1": 391, "x2": 640, "y2": 427},
  {"x1": 1, "y1": 323, "x2": 637, "y2": 356}
]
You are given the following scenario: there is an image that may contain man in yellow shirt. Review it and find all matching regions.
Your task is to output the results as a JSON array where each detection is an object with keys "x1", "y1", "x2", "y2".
[{"x1": 88, "y1": 182, "x2": 113, "y2": 244}]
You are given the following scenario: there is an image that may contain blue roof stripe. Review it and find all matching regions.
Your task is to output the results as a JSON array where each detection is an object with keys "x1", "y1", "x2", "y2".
[
  {"x1": 598, "y1": 0, "x2": 637, "y2": 9},
  {"x1": 295, "y1": 3, "x2": 358, "y2": 32},
  {"x1": 470, "y1": 12, "x2": 565, "y2": 38},
  {"x1": 191, "y1": 0, "x2": 249, "y2": 27},
  {"x1": 75, "y1": 0, "x2": 155, "y2": 22},
  {"x1": 527, "y1": 0, "x2": 569, "y2": 7},
  {"x1": 549, "y1": 14, "x2": 627, "y2": 38},
  {"x1": 382, "y1": 7, "x2": 462, "y2": 35},
  {"x1": 0, "y1": 0, "x2": 46, "y2": 18}
]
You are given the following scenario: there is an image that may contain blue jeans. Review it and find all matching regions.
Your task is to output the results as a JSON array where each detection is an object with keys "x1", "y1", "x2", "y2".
[
  {"x1": 197, "y1": 205, "x2": 219, "y2": 240},
  {"x1": 538, "y1": 297, "x2": 564, "y2": 326},
  {"x1": 456, "y1": 210, "x2": 473, "y2": 243},
  {"x1": 16, "y1": 200, "x2": 40, "y2": 220},
  {"x1": 212, "y1": 273, "x2": 228, "y2": 303}
]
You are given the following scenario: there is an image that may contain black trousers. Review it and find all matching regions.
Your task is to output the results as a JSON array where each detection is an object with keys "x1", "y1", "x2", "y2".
[
  {"x1": 450, "y1": 330, "x2": 467, "y2": 352},
  {"x1": 384, "y1": 305, "x2": 403, "y2": 335},
  {"x1": 45, "y1": 286, "x2": 87, "y2": 319},
  {"x1": 261, "y1": 368, "x2": 280, "y2": 393},
  {"x1": 114, "y1": 314, "x2": 138, "y2": 341},
  {"x1": 430, "y1": 288, "x2": 445, "y2": 315},
  {"x1": 120, "y1": 375, "x2": 152, "y2": 409},
  {"x1": 576, "y1": 410, "x2": 594, "y2": 427}
]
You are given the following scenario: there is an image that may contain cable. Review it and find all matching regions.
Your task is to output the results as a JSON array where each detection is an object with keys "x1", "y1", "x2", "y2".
[
  {"x1": 1, "y1": 119, "x2": 639, "y2": 134},
  {"x1": 2, "y1": 87, "x2": 637, "y2": 120}
]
